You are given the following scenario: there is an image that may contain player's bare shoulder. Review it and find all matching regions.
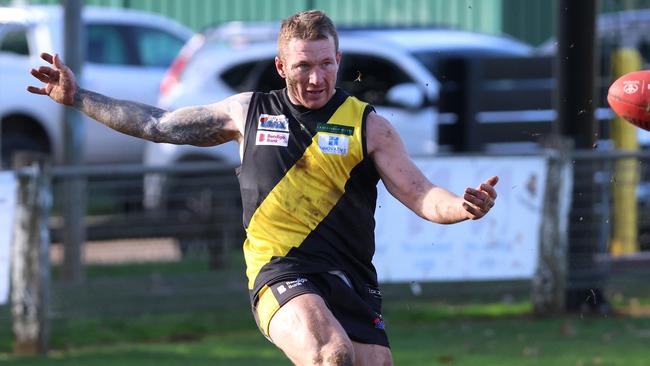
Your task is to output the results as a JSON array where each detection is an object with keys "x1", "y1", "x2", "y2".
[
  {"x1": 191, "y1": 92, "x2": 252, "y2": 145},
  {"x1": 221, "y1": 92, "x2": 253, "y2": 138},
  {"x1": 366, "y1": 111, "x2": 404, "y2": 156}
]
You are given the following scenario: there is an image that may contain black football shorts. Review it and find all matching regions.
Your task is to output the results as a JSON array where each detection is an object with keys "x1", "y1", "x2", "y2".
[{"x1": 252, "y1": 271, "x2": 389, "y2": 347}]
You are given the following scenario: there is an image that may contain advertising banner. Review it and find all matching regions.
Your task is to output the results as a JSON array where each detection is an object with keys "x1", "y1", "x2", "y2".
[{"x1": 374, "y1": 156, "x2": 550, "y2": 282}]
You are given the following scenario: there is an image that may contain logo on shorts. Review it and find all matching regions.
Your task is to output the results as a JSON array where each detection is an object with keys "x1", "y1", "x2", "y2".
[
  {"x1": 368, "y1": 288, "x2": 382, "y2": 298},
  {"x1": 285, "y1": 277, "x2": 308, "y2": 289},
  {"x1": 276, "y1": 284, "x2": 287, "y2": 294},
  {"x1": 258, "y1": 114, "x2": 289, "y2": 132},
  {"x1": 373, "y1": 314, "x2": 385, "y2": 330}
]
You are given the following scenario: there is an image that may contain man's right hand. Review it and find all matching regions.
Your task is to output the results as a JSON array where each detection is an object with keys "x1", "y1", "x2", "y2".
[{"x1": 27, "y1": 52, "x2": 78, "y2": 106}]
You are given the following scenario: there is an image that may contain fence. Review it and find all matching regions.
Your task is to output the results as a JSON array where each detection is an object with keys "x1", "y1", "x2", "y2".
[{"x1": 2, "y1": 149, "x2": 650, "y2": 353}]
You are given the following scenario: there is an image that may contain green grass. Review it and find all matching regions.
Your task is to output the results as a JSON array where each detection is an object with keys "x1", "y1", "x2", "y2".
[
  {"x1": 2, "y1": 300, "x2": 650, "y2": 366},
  {"x1": 51, "y1": 259, "x2": 213, "y2": 279},
  {"x1": 3, "y1": 256, "x2": 650, "y2": 365}
]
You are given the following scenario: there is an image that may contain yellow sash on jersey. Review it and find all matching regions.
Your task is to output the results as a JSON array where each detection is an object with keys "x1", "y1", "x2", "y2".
[{"x1": 243, "y1": 97, "x2": 367, "y2": 289}]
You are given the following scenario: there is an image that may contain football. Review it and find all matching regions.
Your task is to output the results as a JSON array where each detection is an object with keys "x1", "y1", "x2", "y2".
[{"x1": 607, "y1": 70, "x2": 650, "y2": 130}]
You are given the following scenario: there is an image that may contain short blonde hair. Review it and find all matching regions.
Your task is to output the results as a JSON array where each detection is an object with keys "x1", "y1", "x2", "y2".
[{"x1": 278, "y1": 10, "x2": 339, "y2": 59}]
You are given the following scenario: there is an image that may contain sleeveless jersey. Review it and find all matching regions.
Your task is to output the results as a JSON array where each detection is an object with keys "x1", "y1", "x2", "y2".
[{"x1": 237, "y1": 88, "x2": 380, "y2": 298}]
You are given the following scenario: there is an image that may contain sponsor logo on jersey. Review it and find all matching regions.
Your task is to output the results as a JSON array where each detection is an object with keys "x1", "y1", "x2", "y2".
[
  {"x1": 316, "y1": 123, "x2": 354, "y2": 136},
  {"x1": 258, "y1": 114, "x2": 289, "y2": 132},
  {"x1": 276, "y1": 284, "x2": 287, "y2": 294},
  {"x1": 256, "y1": 131, "x2": 289, "y2": 147},
  {"x1": 318, "y1": 133, "x2": 349, "y2": 155}
]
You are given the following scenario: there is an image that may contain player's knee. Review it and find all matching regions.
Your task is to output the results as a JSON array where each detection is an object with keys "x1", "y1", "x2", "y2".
[{"x1": 315, "y1": 339, "x2": 354, "y2": 366}]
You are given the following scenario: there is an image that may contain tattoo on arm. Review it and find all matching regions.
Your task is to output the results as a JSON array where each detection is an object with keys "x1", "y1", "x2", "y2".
[{"x1": 74, "y1": 89, "x2": 246, "y2": 146}]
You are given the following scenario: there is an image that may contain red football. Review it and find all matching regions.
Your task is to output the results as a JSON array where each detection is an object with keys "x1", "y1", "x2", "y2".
[{"x1": 607, "y1": 70, "x2": 650, "y2": 130}]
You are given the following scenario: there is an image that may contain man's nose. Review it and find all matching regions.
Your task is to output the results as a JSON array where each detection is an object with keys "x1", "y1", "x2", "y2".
[{"x1": 309, "y1": 69, "x2": 323, "y2": 85}]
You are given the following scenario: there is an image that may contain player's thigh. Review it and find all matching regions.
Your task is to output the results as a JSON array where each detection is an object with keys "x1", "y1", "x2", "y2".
[
  {"x1": 352, "y1": 341, "x2": 393, "y2": 366},
  {"x1": 269, "y1": 293, "x2": 353, "y2": 363}
]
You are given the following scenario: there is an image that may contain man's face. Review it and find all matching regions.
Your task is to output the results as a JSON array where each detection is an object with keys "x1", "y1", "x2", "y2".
[{"x1": 275, "y1": 36, "x2": 341, "y2": 110}]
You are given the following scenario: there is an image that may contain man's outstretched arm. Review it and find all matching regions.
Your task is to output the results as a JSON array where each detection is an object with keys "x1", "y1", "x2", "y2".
[
  {"x1": 28, "y1": 52, "x2": 249, "y2": 146},
  {"x1": 367, "y1": 112, "x2": 498, "y2": 224}
]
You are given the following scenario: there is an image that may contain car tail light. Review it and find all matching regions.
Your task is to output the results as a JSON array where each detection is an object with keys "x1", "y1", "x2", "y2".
[
  {"x1": 160, "y1": 56, "x2": 187, "y2": 97},
  {"x1": 160, "y1": 35, "x2": 205, "y2": 97}
]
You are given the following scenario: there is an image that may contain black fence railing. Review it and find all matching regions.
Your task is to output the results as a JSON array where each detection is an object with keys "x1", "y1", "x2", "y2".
[{"x1": 436, "y1": 56, "x2": 613, "y2": 152}]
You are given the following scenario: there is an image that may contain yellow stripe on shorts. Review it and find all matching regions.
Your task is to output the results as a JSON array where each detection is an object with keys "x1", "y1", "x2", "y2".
[{"x1": 256, "y1": 285, "x2": 281, "y2": 338}]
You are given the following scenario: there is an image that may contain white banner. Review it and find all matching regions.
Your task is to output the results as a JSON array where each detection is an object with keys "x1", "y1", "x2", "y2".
[
  {"x1": 0, "y1": 172, "x2": 17, "y2": 304},
  {"x1": 373, "y1": 156, "x2": 549, "y2": 283}
]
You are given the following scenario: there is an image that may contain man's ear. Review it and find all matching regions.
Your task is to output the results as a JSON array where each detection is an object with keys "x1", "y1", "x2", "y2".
[
  {"x1": 336, "y1": 51, "x2": 342, "y2": 65},
  {"x1": 275, "y1": 56, "x2": 286, "y2": 78}
]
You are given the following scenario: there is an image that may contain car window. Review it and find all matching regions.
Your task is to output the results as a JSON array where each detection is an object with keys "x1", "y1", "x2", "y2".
[
  {"x1": 221, "y1": 58, "x2": 284, "y2": 93},
  {"x1": 0, "y1": 26, "x2": 29, "y2": 55},
  {"x1": 253, "y1": 59, "x2": 284, "y2": 92},
  {"x1": 221, "y1": 60, "x2": 258, "y2": 92},
  {"x1": 134, "y1": 27, "x2": 185, "y2": 68},
  {"x1": 338, "y1": 53, "x2": 414, "y2": 106},
  {"x1": 413, "y1": 49, "x2": 520, "y2": 80},
  {"x1": 86, "y1": 24, "x2": 132, "y2": 65}
]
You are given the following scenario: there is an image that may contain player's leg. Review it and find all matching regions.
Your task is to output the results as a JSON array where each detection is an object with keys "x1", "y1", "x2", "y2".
[
  {"x1": 352, "y1": 342, "x2": 393, "y2": 366},
  {"x1": 269, "y1": 293, "x2": 355, "y2": 365}
]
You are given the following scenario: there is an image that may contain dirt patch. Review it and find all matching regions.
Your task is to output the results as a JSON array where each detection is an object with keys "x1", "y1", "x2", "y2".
[{"x1": 50, "y1": 238, "x2": 181, "y2": 265}]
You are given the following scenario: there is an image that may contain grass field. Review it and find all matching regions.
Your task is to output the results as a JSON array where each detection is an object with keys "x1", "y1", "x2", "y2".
[
  {"x1": 2, "y1": 300, "x2": 650, "y2": 366},
  {"x1": 2, "y1": 256, "x2": 650, "y2": 365}
]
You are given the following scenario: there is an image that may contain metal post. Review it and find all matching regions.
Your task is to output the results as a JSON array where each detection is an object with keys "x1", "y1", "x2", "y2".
[
  {"x1": 11, "y1": 153, "x2": 51, "y2": 355},
  {"x1": 61, "y1": 0, "x2": 86, "y2": 282},
  {"x1": 556, "y1": 0, "x2": 597, "y2": 142},
  {"x1": 556, "y1": 0, "x2": 609, "y2": 313}
]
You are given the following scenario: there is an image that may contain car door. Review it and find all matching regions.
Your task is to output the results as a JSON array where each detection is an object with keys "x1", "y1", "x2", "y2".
[{"x1": 82, "y1": 23, "x2": 186, "y2": 164}]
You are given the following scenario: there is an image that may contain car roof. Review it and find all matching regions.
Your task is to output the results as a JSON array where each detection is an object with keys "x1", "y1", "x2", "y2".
[
  {"x1": 178, "y1": 34, "x2": 437, "y2": 84},
  {"x1": 598, "y1": 8, "x2": 650, "y2": 29},
  {"x1": 345, "y1": 28, "x2": 533, "y2": 54},
  {"x1": 537, "y1": 9, "x2": 650, "y2": 54},
  {"x1": 193, "y1": 22, "x2": 532, "y2": 55},
  {"x1": 0, "y1": 5, "x2": 193, "y2": 38}
]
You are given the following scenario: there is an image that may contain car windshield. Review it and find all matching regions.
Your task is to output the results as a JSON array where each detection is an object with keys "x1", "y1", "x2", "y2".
[{"x1": 411, "y1": 48, "x2": 526, "y2": 79}]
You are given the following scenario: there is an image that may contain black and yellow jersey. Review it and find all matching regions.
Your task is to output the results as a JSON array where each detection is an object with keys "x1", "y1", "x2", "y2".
[{"x1": 237, "y1": 88, "x2": 380, "y2": 299}]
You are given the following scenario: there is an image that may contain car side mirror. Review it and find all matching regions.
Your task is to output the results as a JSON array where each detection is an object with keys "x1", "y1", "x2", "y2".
[{"x1": 386, "y1": 83, "x2": 426, "y2": 110}]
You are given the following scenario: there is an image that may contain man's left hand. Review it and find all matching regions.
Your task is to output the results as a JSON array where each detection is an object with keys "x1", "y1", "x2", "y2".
[{"x1": 462, "y1": 176, "x2": 498, "y2": 220}]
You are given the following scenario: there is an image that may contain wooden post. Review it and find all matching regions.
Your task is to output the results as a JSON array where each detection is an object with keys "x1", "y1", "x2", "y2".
[
  {"x1": 533, "y1": 137, "x2": 572, "y2": 314},
  {"x1": 11, "y1": 152, "x2": 52, "y2": 355}
]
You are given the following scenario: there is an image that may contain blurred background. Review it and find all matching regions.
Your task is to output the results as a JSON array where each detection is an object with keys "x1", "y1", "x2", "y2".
[{"x1": 2, "y1": 0, "x2": 650, "y2": 365}]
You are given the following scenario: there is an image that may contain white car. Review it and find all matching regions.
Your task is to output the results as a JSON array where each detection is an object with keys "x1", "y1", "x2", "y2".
[
  {"x1": 148, "y1": 27, "x2": 533, "y2": 164},
  {"x1": 0, "y1": 5, "x2": 193, "y2": 167},
  {"x1": 143, "y1": 26, "x2": 533, "y2": 211}
]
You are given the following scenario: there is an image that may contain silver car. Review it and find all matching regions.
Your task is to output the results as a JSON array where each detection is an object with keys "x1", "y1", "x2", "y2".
[{"x1": 0, "y1": 5, "x2": 193, "y2": 166}]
